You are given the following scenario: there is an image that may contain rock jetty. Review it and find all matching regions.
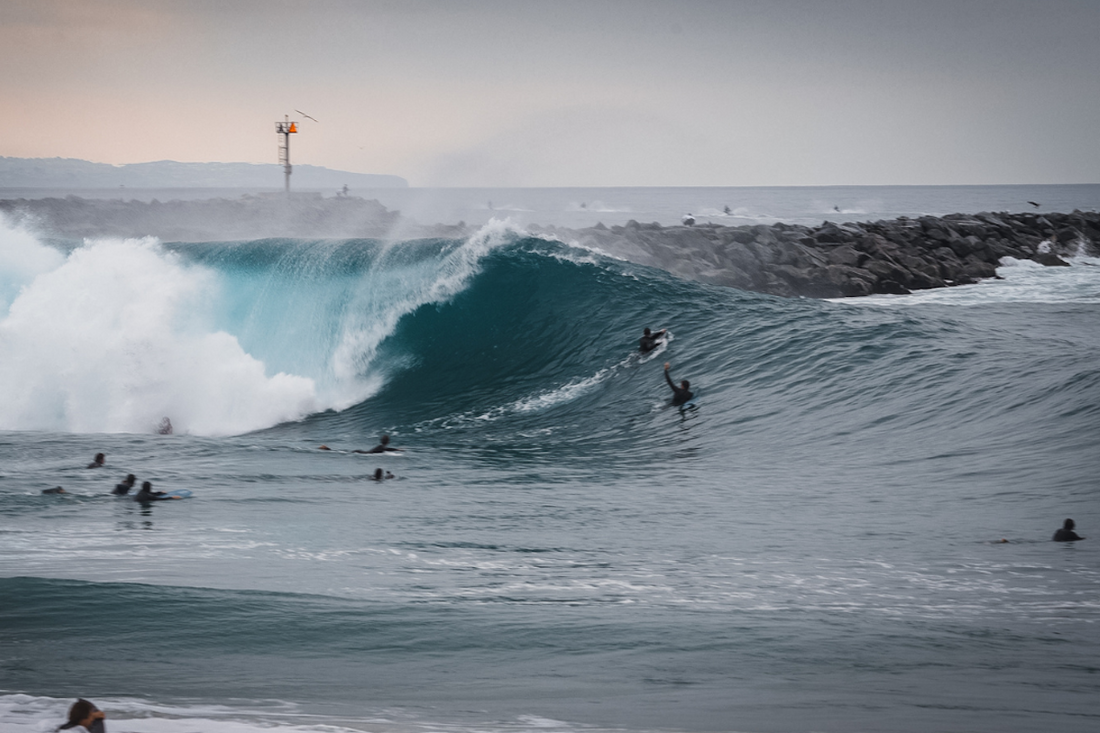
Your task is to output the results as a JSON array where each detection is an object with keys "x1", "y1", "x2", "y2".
[{"x1": 567, "y1": 210, "x2": 1099, "y2": 298}]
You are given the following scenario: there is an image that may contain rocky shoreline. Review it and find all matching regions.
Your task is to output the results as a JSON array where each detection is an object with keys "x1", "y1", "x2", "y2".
[{"x1": 563, "y1": 210, "x2": 1099, "y2": 298}]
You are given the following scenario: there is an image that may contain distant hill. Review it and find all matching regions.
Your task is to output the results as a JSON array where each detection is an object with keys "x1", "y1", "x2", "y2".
[{"x1": 0, "y1": 157, "x2": 407, "y2": 189}]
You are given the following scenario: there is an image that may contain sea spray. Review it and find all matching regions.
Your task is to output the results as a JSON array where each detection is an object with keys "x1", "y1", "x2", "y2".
[
  {"x1": 0, "y1": 227, "x2": 317, "y2": 435},
  {"x1": 0, "y1": 219, "x2": 525, "y2": 436}
]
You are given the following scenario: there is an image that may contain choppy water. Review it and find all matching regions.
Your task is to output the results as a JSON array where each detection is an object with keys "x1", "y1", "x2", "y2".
[{"x1": 2, "y1": 186, "x2": 1099, "y2": 733}]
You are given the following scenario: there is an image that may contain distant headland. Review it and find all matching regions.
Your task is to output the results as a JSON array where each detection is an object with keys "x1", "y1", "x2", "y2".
[{"x1": 0, "y1": 156, "x2": 407, "y2": 189}]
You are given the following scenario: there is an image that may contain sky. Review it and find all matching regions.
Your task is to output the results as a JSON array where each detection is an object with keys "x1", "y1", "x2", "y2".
[{"x1": 1, "y1": 0, "x2": 1098, "y2": 187}]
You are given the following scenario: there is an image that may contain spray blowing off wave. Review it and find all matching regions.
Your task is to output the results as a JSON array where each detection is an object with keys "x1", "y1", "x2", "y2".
[{"x1": 0, "y1": 217, "x2": 520, "y2": 436}]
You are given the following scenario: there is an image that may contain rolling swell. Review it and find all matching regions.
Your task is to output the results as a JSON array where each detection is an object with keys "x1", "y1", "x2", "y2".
[{"x1": 274, "y1": 236, "x2": 1099, "y2": 486}]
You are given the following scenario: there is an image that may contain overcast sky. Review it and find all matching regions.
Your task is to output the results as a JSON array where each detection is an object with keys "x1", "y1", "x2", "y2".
[{"x1": 1, "y1": 0, "x2": 1098, "y2": 186}]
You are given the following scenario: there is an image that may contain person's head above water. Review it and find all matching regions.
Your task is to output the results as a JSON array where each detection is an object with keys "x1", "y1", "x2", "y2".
[
  {"x1": 380, "y1": 435, "x2": 390, "y2": 445},
  {"x1": 87, "y1": 453, "x2": 105, "y2": 468},
  {"x1": 1064, "y1": 518, "x2": 1076, "y2": 531},
  {"x1": 373, "y1": 468, "x2": 383, "y2": 480},
  {"x1": 644, "y1": 328, "x2": 652, "y2": 336},
  {"x1": 123, "y1": 474, "x2": 136, "y2": 484},
  {"x1": 680, "y1": 379, "x2": 690, "y2": 389},
  {"x1": 140, "y1": 481, "x2": 152, "y2": 491},
  {"x1": 62, "y1": 699, "x2": 103, "y2": 730}
]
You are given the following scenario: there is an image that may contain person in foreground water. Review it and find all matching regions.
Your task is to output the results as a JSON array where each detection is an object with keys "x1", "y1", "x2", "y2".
[
  {"x1": 664, "y1": 362, "x2": 694, "y2": 406},
  {"x1": 1053, "y1": 518, "x2": 1084, "y2": 542},
  {"x1": 57, "y1": 698, "x2": 106, "y2": 732},
  {"x1": 639, "y1": 327, "x2": 666, "y2": 353}
]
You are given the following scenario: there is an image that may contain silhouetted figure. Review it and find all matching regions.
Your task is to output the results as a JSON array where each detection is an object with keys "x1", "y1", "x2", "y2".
[
  {"x1": 1028, "y1": 201, "x2": 1041, "y2": 208},
  {"x1": 134, "y1": 481, "x2": 167, "y2": 502},
  {"x1": 42, "y1": 487, "x2": 67, "y2": 495},
  {"x1": 157, "y1": 417, "x2": 173, "y2": 435},
  {"x1": 357, "y1": 435, "x2": 402, "y2": 454},
  {"x1": 113, "y1": 474, "x2": 137, "y2": 496},
  {"x1": 1053, "y1": 518, "x2": 1084, "y2": 542},
  {"x1": 723, "y1": 205, "x2": 731, "y2": 215},
  {"x1": 57, "y1": 698, "x2": 106, "y2": 733},
  {"x1": 639, "y1": 327, "x2": 667, "y2": 353},
  {"x1": 663, "y1": 362, "x2": 694, "y2": 406},
  {"x1": 87, "y1": 453, "x2": 105, "y2": 469}
]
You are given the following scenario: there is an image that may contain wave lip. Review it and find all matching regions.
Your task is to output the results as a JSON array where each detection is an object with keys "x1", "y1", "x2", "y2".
[{"x1": 0, "y1": 216, "x2": 529, "y2": 436}]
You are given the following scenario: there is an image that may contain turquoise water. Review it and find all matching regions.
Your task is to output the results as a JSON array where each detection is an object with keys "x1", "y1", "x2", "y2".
[{"x1": 2, "y1": 187, "x2": 1099, "y2": 733}]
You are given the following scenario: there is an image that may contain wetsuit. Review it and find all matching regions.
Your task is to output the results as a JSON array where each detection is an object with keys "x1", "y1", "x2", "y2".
[
  {"x1": 1053, "y1": 528, "x2": 1084, "y2": 542},
  {"x1": 639, "y1": 330, "x2": 665, "y2": 353},
  {"x1": 134, "y1": 489, "x2": 168, "y2": 502},
  {"x1": 664, "y1": 370, "x2": 694, "y2": 406},
  {"x1": 112, "y1": 482, "x2": 135, "y2": 496},
  {"x1": 364, "y1": 443, "x2": 400, "y2": 454}
]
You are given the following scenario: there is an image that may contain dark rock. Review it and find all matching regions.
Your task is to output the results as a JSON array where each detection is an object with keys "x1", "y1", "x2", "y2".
[{"x1": 1035, "y1": 252, "x2": 1071, "y2": 267}]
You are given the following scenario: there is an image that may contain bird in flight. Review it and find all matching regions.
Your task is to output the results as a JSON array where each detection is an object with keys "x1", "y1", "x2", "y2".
[
  {"x1": 1027, "y1": 201, "x2": 1040, "y2": 207},
  {"x1": 296, "y1": 110, "x2": 319, "y2": 123}
]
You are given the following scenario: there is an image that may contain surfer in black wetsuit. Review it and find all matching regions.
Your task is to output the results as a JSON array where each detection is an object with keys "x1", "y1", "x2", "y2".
[
  {"x1": 663, "y1": 362, "x2": 694, "y2": 406},
  {"x1": 356, "y1": 435, "x2": 402, "y2": 454},
  {"x1": 1053, "y1": 518, "x2": 1084, "y2": 542},
  {"x1": 87, "y1": 453, "x2": 105, "y2": 469},
  {"x1": 134, "y1": 481, "x2": 167, "y2": 502},
  {"x1": 639, "y1": 328, "x2": 666, "y2": 353},
  {"x1": 113, "y1": 474, "x2": 137, "y2": 495}
]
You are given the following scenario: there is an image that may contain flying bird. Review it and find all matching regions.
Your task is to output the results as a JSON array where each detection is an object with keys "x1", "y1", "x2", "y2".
[
  {"x1": 296, "y1": 110, "x2": 319, "y2": 123},
  {"x1": 1028, "y1": 201, "x2": 1040, "y2": 207}
]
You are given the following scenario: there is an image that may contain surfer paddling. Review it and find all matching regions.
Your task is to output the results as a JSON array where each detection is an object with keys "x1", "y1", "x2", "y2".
[
  {"x1": 354, "y1": 435, "x2": 403, "y2": 454},
  {"x1": 663, "y1": 362, "x2": 694, "y2": 406},
  {"x1": 639, "y1": 328, "x2": 667, "y2": 354},
  {"x1": 1053, "y1": 518, "x2": 1084, "y2": 542}
]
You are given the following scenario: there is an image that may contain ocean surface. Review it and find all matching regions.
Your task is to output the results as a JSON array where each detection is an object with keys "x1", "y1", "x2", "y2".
[{"x1": 2, "y1": 185, "x2": 1099, "y2": 733}]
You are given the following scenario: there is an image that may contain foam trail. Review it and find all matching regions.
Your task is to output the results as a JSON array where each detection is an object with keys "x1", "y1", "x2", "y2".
[{"x1": 0, "y1": 223, "x2": 317, "y2": 436}]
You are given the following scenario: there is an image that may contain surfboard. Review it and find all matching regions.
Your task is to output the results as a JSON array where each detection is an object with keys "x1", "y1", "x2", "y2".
[
  {"x1": 161, "y1": 489, "x2": 192, "y2": 499},
  {"x1": 678, "y1": 390, "x2": 698, "y2": 410}
]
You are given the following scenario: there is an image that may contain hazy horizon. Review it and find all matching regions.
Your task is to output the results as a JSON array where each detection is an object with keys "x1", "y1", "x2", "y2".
[{"x1": 2, "y1": 1, "x2": 1098, "y2": 188}]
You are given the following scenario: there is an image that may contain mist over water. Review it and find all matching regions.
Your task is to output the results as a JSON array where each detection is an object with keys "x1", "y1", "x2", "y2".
[{"x1": 2, "y1": 187, "x2": 1099, "y2": 733}]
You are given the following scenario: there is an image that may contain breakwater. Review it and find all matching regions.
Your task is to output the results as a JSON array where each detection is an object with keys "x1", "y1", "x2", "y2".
[
  {"x1": 566, "y1": 210, "x2": 1099, "y2": 297},
  {"x1": 2, "y1": 193, "x2": 1096, "y2": 298}
]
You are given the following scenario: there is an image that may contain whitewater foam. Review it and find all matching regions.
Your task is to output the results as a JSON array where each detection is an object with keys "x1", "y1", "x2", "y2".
[
  {"x1": 830, "y1": 251, "x2": 1100, "y2": 307},
  {"x1": 0, "y1": 222, "x2": 317, "y2": 435}
]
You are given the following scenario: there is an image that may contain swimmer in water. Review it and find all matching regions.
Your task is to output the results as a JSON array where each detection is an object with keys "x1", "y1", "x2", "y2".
[
  {"x1": 42, "y1": 487, "x2": 67, "y2": 495},
  {"x1": 113, "y1": 474, "x2": 137, "y2": 496},
  {"x1": 663, "y1": 362, "x2": 694, "y2": 406},
  {"x1": 134, "y1": 481, "x2": 167, "y2": 502},
  {"x1": 1053, "y1": 518, "x2": 1085, "y2": 542},
  {"x1": 639, "y1": 327, "x2": 667, "y2": 354},
  {"x1": 57, "y1": 698, "x2": 106, "y2": 733},
  {"x1": 87, "y1": 453, "x2": 105, "y2": 469},
  {"x1": 356, "y1": 435, "x2": 402, "y2": 454}
]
